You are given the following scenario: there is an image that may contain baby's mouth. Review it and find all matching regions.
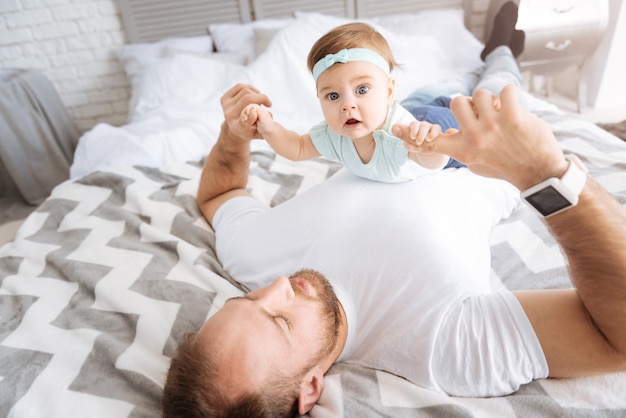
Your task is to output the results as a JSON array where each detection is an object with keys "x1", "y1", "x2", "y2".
[{"x1": 345, "y1": 118, "x2": 360, "y2": 125}]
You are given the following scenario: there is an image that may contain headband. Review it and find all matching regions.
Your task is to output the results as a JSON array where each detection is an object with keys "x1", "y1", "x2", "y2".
[{"x1": 312, "y1": 48, "x2": 391, "y2": 83}]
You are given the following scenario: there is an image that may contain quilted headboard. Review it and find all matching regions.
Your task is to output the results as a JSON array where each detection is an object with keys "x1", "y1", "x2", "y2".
[{"x1": 118, "y1": 0, "x2": 470, "y2": 43}]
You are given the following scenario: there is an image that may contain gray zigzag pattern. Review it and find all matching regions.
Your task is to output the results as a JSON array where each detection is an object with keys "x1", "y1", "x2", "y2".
[
  {"x1": 0, "y1": 345, "x2": 52, "y2": 417},
  {"x1": 250, "y1": 150, "x2": 342, "y2": 207},
  {"x1": 57, "y1": 168, "x2": 212, "y2": 415},
  {"x1": 0, "y1": 198, "x2": 87, "y2": 412},
  {"x1": 1, "y1": 130, "x2": 624, "y2": 417},
  {"x1": 40, "y1": 172, "x2": 160, "y2": 414}
]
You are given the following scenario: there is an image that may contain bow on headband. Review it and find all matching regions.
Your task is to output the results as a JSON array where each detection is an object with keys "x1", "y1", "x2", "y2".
[{"x1": 312, "y1": 48, "x2": 391, "y2": 83}]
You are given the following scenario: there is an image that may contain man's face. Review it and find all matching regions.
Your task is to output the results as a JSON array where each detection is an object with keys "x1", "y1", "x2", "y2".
[{"x1": 195, "y1": 269, "x2": 342, "y2": 398}]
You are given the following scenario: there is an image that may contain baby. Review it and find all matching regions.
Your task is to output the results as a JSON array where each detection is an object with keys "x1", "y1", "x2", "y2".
[{"x1": 242, "y1": 22, "x2": 457, "y2": 183}]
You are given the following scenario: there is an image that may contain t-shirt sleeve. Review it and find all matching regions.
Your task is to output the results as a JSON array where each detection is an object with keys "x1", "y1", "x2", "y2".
[
  {"x1": 310, "y1": 121, "x2": 341, "y2": 161},
  {"x1": 431, "y1": 290, "x2": 549, "y2": 397},
  {"x1": 212, "y1": 196, "x2": 267, "y2": 257}
]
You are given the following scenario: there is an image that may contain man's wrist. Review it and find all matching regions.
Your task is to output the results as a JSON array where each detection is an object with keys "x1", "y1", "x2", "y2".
[
  {"x1": 521, "y1": 154, "x2": 589, "y2": 218},
  {"x1": 221, "y1": 122, "x2": 239, "y2": 142},
  {"x1": 516, "y1": 155, "x2": 569, "y2": 191},
  {"x1": 221, "y1": 121, "x2": 253, "y2": 148}
]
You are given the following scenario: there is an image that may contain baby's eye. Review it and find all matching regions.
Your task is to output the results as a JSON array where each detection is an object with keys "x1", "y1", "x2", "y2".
[
  {"x1": 327, "y1": 92, "x2": 340, "y2": 101},
  {"x1": 356, "y1": 85, "x2": 369, "y2": 95}
]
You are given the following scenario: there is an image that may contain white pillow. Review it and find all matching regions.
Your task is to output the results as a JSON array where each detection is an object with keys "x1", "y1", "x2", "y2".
[
  {"x1": 161, "y1": 47, "x2": 248, "y2": 65},
  {"x1": 209, "y1": 18, "x2": 293, "y2": 62},
  {"x1": 254, "y1": 27, "x2": 283, "y2": 57},
  {"x1": 369, "y1": 9, "x2": 483, "y2": 71},
  {"x1": 115, "y1": 35, "x2": 214, "y2": 118},
  {"x1": 131, "y1": 54, "x2": 249, "y2": 119}
]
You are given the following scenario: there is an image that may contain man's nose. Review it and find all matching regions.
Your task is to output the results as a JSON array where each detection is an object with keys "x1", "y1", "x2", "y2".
[{"x1": 264, "y1": 276, "x2": 295, "y2": 305}]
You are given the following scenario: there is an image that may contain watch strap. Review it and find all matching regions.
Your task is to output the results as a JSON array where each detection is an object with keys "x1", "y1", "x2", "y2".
[{"x1": 561, "y1": 154, "x2": 588, "y2": 198}]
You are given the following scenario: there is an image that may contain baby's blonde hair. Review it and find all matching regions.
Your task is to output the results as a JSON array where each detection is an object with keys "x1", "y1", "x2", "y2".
[{"x1": 307, "y1": 22, "x2": 397, "y2": 74}]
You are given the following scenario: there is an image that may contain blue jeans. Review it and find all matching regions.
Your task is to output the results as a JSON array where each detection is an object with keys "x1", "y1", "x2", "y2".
[{"x1": 401, "y1": 46, "x2": 527, "y2": 109}]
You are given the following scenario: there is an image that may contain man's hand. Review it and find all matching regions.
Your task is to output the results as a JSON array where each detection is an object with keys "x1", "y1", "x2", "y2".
[
  {"x1": 221, "y1": 83, "x2": 272, "y2": 141},
  {"x1": 393, "y1": 85, "x2": 568, "y2": 191},
  {"x1": 198, "y1": 84, "x2": 270, "y2": 224}
]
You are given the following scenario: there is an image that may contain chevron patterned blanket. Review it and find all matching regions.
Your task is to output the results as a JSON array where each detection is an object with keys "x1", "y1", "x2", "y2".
[{"x1": 1, "y1": 112, "x2": 625, "y2": 417}]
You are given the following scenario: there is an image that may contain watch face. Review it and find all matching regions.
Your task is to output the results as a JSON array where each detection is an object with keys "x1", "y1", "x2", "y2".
[{"x1": 524, "y1": 185, "x2": 571, "y2": 217}]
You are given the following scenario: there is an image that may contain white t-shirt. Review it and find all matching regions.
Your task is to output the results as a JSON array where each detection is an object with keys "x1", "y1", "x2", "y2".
[{"x1": 212, "y1": 168, "x2": 548, "y2": 397}]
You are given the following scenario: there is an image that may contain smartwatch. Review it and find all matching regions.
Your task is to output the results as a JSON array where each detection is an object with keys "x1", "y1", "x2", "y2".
[{"x1": 521, "y1": 154, "x2": 588, "y2": 217}]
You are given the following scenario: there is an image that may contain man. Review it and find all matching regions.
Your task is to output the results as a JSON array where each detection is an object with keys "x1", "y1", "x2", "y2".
[{"x1": 161, "y1": 78, "x2": 626, "y2": 417}]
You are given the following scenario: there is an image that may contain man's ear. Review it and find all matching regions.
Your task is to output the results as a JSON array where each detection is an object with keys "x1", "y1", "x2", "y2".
[
  {"x1": 297, "y1": 366, "x2": 325, "y2": 415},
  {"x1": 387, "y1": 77, "x2": 396, "y2": 105}
]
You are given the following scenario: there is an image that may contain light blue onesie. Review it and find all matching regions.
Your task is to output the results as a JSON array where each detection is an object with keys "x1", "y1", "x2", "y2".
[{"x1": 309, "y1": 102, "x2": 433, "y2": 183}]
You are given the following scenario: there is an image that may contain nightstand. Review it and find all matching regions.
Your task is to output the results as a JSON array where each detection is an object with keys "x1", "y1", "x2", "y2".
[{"x1": 514, "y1": 0, "x2": 609, "y2": 111}]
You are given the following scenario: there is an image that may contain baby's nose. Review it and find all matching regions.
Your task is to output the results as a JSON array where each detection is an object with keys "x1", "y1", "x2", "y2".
[{"x1": 341, "y1": 99, "x2": 356, "y2": 111}]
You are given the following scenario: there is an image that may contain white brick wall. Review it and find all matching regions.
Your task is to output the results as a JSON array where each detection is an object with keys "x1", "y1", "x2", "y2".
[
  {"x1": 0, "y1": 0, "x2": 488, "y2": 134},
  {"x1": 0, "y1": 0, "x2": 130, "y2": 132}
]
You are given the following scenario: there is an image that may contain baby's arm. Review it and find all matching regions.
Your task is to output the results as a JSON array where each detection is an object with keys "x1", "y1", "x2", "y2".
[
  {"x1": 242, "y1": 104, "x2": 320, "y2": 161},
  {"x1": 400, "y1": 121, "x2": 450, "y2": 170}
]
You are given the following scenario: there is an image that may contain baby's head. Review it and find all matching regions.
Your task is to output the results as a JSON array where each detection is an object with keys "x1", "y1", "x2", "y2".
[
  {"x1": 307, "y1": 22, "x2": 397, "y2": 77},
  {"x1": 307, "y1": 22, "x2": 398, "y2": 140}
]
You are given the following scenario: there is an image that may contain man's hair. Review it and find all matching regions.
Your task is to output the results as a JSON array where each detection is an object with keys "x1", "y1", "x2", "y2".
[
  {"x1": 162, "y1": 334, "x2": 301, "y2": 418},
  {"x1": 307, "y1": 22, "x2": 398, "y2": 74}
]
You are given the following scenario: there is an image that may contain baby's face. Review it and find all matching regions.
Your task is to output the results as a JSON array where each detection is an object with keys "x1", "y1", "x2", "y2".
[{"x1": 316, "y1": 61, "x2": 394, "y2": 140}]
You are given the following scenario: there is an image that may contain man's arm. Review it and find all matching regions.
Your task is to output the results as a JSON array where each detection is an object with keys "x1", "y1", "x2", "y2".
[
  {"x1": 197, "y1": 84, "x2": 272, "y2": 225},
  {"x1": 394, "y1": 85, "x2": 626, "y2": 377},
  {"x1": 516, "y1": 179, "x2": 626, "y2": 377}
]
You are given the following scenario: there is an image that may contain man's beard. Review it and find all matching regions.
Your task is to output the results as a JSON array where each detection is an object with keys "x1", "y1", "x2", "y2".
[{"x1": 289, "y1": 268, "x2": 343, "y2": 361}]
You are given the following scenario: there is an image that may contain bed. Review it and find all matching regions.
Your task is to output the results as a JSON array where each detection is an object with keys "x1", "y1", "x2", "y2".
[{"x1": 2, "y1": 1, "x2": 626, "y2": 417}]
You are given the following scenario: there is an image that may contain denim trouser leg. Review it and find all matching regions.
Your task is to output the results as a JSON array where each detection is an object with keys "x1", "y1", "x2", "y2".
[
  {"x1": 474, "y1": 46, "x2": 529, "y2": 108},
  {"x1": 401, "y1": 46, "x2": 529, "y2": 108},
  {"x1": 400, "y1": 70, "x2": 481, "y2": 108}
]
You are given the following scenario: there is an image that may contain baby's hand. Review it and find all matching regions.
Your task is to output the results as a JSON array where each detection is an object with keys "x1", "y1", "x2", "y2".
[
  {"x1": 400, "y1": 121, "x2": 442, "y2": 154},
  {"x1": 410, "y1": 121, "x2": 441, "y2": 145},
  {"x1": 241, "y1": 103, "x2": 273, "y2": 135}
]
